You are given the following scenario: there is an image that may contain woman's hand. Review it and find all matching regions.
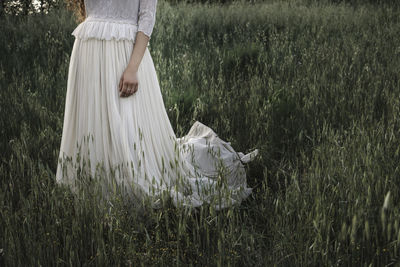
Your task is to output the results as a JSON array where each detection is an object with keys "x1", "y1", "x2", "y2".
[{"x1": 119, "y1": 66, "x2": 139, "y2": 97}]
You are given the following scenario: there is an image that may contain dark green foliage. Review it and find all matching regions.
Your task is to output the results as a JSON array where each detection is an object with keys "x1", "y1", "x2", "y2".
[
  {"x1": 1, "y1": 0, "x2": 400, "y2": 266},
  {"x1": 1, "y1": 0, "x2": 62, "y2": 16},
  {"x1": 164, "y1": 0, "x2": 399, "y2": 6}
]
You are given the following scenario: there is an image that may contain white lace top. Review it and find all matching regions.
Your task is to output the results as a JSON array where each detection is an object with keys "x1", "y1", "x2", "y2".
[{"x1": 72, "y1": 0, "x2": 158, "y2": 41}]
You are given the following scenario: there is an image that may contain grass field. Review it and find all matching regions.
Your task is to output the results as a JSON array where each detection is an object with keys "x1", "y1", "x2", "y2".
[{"x1": 1, "y1": 0, "x2": 400, "y2": 265}]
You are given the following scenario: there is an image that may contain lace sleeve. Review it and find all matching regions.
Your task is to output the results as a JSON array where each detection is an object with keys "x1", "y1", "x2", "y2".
[{"x1": 137, "y1": 0, "x2": 158, "y2": 38}]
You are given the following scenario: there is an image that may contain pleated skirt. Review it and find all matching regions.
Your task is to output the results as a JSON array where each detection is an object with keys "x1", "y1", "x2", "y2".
[{"x1": 56, "y1": 38, "x2": 257, "y2": 209}]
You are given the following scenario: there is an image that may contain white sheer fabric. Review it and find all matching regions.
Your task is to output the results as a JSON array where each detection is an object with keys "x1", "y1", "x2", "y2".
[{"x1": 72, "y1": 0, "x2": 157, "y2": 41}]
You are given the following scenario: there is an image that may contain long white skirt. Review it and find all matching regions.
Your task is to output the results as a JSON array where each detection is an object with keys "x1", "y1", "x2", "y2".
[{"x1": 56, "y1": 38, "x2": 258, "y2": 209}]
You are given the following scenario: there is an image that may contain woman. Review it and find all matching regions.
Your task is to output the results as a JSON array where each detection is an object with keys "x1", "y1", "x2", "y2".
[{"x1": 57, "y1": 0, "x2": 258, "y2": 209}]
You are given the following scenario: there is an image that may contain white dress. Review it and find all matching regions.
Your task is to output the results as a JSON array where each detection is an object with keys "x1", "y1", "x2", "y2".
[{"x1": 56, "y1": 0, "x2": 258, "y2": 209}]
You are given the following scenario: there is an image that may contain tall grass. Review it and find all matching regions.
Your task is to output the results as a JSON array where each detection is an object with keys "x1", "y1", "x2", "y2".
[{"x1": 1, "y1": 0, "x2": 400, "y2": 265}]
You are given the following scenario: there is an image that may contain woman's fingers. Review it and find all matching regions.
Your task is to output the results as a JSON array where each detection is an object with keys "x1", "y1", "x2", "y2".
[
  {"x1": 129, "y1": 83, "x2": 138, "y2": 95},
  {"x1": 126, "y1": 87, "x2": 132, "y2": 96},
  {"x1": 121, "y1": 85, "x2": 134, "y2": 97},
  {"x1": 119, "y1": 76, "x2": 139, "y2": 97},
  {"x1": 119, "y1": 76, "x2": 123, "y2": 92},
  {"x1": 125, "y1": 83, "x2": 139, "y2": 96},
  {"x1": 121, "y1": 82, "x2": 128, "y2": 97}
]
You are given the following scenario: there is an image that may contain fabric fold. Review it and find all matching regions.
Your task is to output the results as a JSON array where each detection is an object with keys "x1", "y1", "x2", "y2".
[{"x1": 72, "y1": 17, "x2": 139, "y2": 41}]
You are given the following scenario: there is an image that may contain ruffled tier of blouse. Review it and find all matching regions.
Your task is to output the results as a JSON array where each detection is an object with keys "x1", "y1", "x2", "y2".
[{"x1": 72, "y1": 17, "x2": 140, "y2": 41}]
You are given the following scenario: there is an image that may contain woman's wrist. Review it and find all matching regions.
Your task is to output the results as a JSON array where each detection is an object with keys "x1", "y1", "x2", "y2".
[
  {"x1": 126, "y1": 32, "x2": 149, "y2": 73},
  {"x1": 126, "y1": 62, "x2": 139, "y2": 73}
]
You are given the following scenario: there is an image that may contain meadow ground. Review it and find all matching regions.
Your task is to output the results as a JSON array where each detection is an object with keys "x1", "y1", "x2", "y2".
[{"x1": 1, "y1": 0, "x2": 400, "y2": 265}]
